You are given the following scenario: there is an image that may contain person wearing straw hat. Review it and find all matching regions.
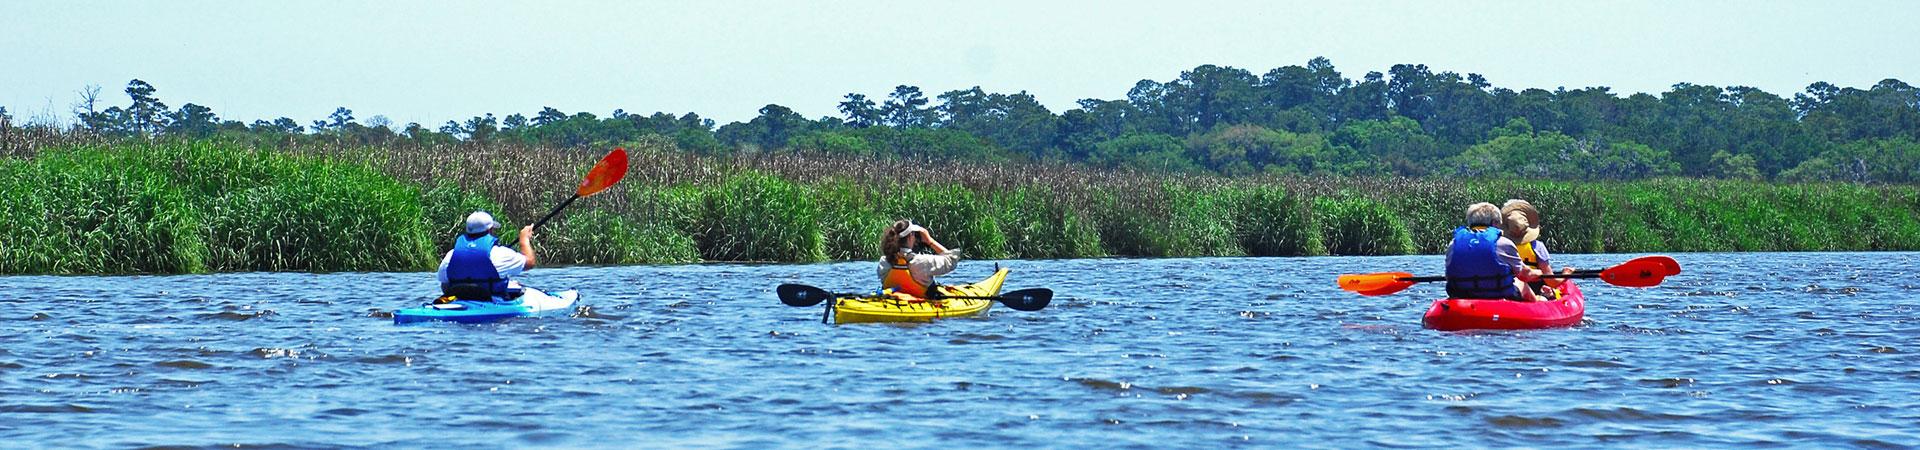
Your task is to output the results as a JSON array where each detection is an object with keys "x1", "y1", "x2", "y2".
[
  {"x1": 1445, "y1": 202, "x2": 1542, "y2": 302},
  {"x1": 1501, "y1": 199, "x2": 1574, "y2": 298},
  {"x1": 878, "y1": 219, "x2": 961, "y2": 297},
  {"x1": 436, "y1": 211, "x2": 539, "y2": 302}
]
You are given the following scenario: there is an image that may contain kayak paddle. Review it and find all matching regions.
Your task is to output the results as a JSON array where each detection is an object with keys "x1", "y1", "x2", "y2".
[
  {"x1": 1337, "y1": 255, "x2": 1682, "y2": 297},
  {"x1": 776, "y1": 284, "x2": 1054, "y2": 311},
  {"x1": 530, "y1": 147, "x2": 630, "y2": 230},
  {"x1": 931, "y1": 288, "x2": 1053, "y2": 312}
]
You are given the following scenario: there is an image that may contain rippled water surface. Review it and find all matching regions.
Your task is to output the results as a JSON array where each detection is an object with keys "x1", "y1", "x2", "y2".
[{"x1": 3, "y1": 253, "x2": 1918, "y2": 448}]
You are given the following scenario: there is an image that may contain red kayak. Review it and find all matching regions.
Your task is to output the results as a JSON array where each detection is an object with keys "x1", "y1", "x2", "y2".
[{"x1": 1422, "y1": 280, "x2": 1585, "y2": 331}]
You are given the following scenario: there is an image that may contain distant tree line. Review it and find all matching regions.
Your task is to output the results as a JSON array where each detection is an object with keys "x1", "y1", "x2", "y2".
[{"x1": 42, "y1": 57, "x2": 1920, "y2": 183}]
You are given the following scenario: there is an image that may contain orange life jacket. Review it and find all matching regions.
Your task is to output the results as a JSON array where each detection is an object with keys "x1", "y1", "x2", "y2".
[{"x1": 881, "y1": 254, "x2": 928, "y2": 297}]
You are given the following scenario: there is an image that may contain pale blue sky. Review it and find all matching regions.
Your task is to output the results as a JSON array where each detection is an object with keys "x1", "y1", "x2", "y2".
[{"x1": 3, "y1": 1, "x2": 1915, "y2": 127}]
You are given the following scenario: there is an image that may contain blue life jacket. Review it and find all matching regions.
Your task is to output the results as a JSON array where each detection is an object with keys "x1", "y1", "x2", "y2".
[
  {"x1": 1445, "y1": 226, "x2": 1520, "y2": 300},
  {"x1": 443, "y1": 234, "x2": 517, "y2": 301}
]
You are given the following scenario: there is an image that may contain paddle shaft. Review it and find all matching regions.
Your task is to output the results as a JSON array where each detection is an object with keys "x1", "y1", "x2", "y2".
[
  {"x1": 489, "y1": 194, "x2": 577, "y2": 248},
  {"x1": 1399, "y1": 269, "x2": 1603, "y2": 283},
  {"x1": 931, "y1": 294, "x2": 1022, "y2": 301},
  {"x1": 531, "y1": 194, "x2": 581, "y2": 231}
]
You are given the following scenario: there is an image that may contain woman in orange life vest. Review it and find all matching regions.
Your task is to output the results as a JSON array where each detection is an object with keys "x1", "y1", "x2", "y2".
[
  {"x1": 877, "y1": 220, "x2": 961, "y2": 297},
  {"x1": 1500, "y1": 199, "x2": 1576, "y2": 298}
]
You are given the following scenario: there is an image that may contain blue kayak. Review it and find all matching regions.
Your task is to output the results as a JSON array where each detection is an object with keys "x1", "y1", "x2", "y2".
[{"x1": 393, "y1": 287, "x2": 579, "y2": 324}]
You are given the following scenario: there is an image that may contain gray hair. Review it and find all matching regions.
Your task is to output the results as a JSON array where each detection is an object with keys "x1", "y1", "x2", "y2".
[{"x1": 1465, "y1": 202, "x2": 1501, "y2": 227}]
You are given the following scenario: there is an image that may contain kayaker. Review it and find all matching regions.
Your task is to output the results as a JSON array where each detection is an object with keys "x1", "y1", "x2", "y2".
[
  {"x1": 1444, "y1": 202, "x2": 1541, "y2": 302},
  {"x1": 437, "y1": 211, "x2": 539, "y2": 301},
  {"x1": 877, "y1": 220, "x2": 960, "y2": 297},
  {"x1": 1500, "y1": 199, "x2": 1574, "y2": 298}
]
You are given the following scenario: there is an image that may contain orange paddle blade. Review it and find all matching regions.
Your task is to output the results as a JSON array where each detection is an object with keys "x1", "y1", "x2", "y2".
[
  {"x1": 1599, "y1": 256, "x2": 1675, "y2": 288},
  {"x1": 576, "y1": 147, "x2": 629, "y2": 197},
  {"x1": 1338, "y1": 272, "x2": 1415, "y2": 296}
]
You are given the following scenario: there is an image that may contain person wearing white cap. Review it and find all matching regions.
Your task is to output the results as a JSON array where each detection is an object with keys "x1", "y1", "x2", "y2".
[
  {"x1": 877, "y1": 219, "x2": 961, "y2": 297},
  {"x1": 436, "y1": 211, "x2": 539, "y2": 301}
]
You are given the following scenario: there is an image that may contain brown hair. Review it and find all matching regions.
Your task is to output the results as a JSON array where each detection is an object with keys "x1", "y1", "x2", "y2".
[{"x1": 880, "y1": 219, "x2": 912, "y2": 262}]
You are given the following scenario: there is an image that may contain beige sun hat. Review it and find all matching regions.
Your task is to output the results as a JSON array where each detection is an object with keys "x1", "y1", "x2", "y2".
[{"x1": 1499, "y1": 199, "x2": 1542, "y2": 244}]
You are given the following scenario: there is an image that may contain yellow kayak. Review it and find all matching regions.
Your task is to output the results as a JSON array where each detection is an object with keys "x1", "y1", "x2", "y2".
[{"x1": 830, "y1": 268, "x2": 1010, "y2": 324}]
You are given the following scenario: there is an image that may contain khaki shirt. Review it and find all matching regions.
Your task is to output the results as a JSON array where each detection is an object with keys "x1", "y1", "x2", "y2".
[{"x1": 876, "y1": 250, "x2": 961, "y2": 288}]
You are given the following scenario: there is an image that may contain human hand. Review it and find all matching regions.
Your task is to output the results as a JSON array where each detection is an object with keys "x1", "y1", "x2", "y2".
[{"x1": 520, "y1": 225, "x2": 536, "y2": 241}]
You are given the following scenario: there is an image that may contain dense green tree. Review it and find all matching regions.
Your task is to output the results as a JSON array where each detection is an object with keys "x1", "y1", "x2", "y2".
[
  {"x1": 165, "y1": 103, "x2": 219, "y2": 137},
  {"x1": 124, "y1": 80, "x2": 169, "y2": 134},
  {"x1": 1333, "y1": 116, "x2": 1447, "y2": 176},
  {"x1": 716, "y1": 104, "x2": 812, "y2": 150},
  {"x1": 1091, "y1": 133, "x2": 1201, "y2": 172},
  {"x1": 1780, "y1": 138, "x2": 1919, "y2": 183},
  {"x1": 45, "y1": 66, "x2": 1920, "y2": 183},
  {"x1": 936, "y1": 87, "x2": 1061, "y2": 157},
  {"x1": 838, "y1": 93, "x2": 881, "y2": 128},
  {"x1": 881, "y1": 85, "x2": 932, "y2": 128}
]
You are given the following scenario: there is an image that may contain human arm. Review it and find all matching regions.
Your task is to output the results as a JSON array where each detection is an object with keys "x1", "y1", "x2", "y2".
[
  {"x1": 518, "y1": 225, "x2": 537, "y2": 270},
  {"x1": 1497, "y1": 238, "x2": 1541, "y2": 281},
  {"x1": 916, "y1": 228, "x2": 950, "y2": 255},
  {"x1": 1535, "y1": 241, "x2": 1567, "y2": 287},
  {"x1": 436, "y1": 251, "x2": 453, "y2": 285}
]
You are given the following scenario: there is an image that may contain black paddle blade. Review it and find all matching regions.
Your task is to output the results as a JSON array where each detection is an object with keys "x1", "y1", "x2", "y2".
[
  {"x1": 996, "y1": 288, "x2": 1053, "y2": 312},
  {"x1": 777, "y1": 284, "x2": 834, "y2": 307}
]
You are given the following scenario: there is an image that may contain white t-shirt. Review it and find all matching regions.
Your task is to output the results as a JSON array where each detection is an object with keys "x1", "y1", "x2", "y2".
[{"x1": 436, "y1": 246, "x2": 528, "y2": 284}]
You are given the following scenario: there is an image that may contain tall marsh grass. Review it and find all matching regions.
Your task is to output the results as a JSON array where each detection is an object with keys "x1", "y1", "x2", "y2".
[{"x1": 2, "y1": 134, "x2": 1916, "y2": 274}]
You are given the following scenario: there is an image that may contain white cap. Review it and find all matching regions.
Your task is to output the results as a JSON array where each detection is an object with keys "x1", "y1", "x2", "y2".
[
  {"x1": 464, "y1": 211, "x2": 498, "y2": 234},
  {"x1": 897, "y1": 224, "x2": 927, "y2": 238}
]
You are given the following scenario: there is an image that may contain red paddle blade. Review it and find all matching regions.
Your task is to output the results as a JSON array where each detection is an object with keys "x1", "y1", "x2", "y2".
[
  {"x1": 1599, "y1": 256, "x2": 1674, "y2": 288},
  {"x1": 1645, "y1": 255, "x2": 1683, "y2": 275},
  {"x1": 577, "y1": 147, "x2": 629, "y2": 197},
  {"x1": 1339, "y1": 272, "x2": 1415, "y2": 296}
]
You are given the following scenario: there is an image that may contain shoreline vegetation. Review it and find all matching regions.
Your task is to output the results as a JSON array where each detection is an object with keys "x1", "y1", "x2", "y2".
[
  {"x1": 2, "y1": 57, "x2": 1917, "y2": 274},
  {"x1": 1, "y1": 135, "x2": 1915, "y2": 275}
]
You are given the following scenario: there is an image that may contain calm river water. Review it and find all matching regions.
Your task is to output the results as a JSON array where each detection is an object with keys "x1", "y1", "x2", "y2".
[{"x1": 2, "y1": 253, "x2": 1916, "y2": 448}]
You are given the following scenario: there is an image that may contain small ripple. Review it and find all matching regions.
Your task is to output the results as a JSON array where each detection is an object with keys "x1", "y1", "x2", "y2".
[
  {"x1": 1637, "y1": 377, "x2": 1695, "y2": 388},
  {"x1": 317, "y1": 408, "x2": 372, "y2": 419},
  {"x1": 1566, "y1": 360, "x2": 1631, "y2": 368},
  {"x1": 1485, "y1": 415, "x2": 1564, "y2": 428},
  {"x1": 198, "y1": 310, "x2": 278, "y2": 321},
  {"x1": 1567, "y1": 406, "x2": 1693, "y2": 421},
  {"x1": 154, "y1": 360, "x2": 214, "y2": 370},
  {"x1": 251, "y1": 348, "x2": 300, "y2": 359},
  {"x1": 156, "y1": 378, "x2": 215, "y2": 388},
  {"x1": 0, "y1": 403, "x2": 99, "y2": 413},
  {"x1": 1608, "y1": 324, "x2": 1690, "y2": 335},
  {"x1": 354, "y1": 355, "x2": 414, "y2": 365},
  {"x1": 518, "y1": 432, "x2": 574, "y2": 445},
  {"x1": 1865, "y1": 345, "x2": 1899, "y2": 354},
  {"x1": 1801, "y1": 285, "x2": 1863, "y2": 295},
  {"x1": 948, "y1": 333, "x2": 1007, "y2": 344}
]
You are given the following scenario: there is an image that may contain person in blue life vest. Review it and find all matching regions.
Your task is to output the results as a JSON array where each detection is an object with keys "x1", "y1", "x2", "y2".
[
  {"x1": 878, "y1": 220, "x2": 961, "y2": 298},
  {"x1": 1499, "y1": 199, "x2": 1576, "y2": 299},
  {"x1": 1445, "y1": 202, "x2": 1542, "y2": 302},
  {"x1": 437, "y1": 211, "x2": 538, "y2": 302}
]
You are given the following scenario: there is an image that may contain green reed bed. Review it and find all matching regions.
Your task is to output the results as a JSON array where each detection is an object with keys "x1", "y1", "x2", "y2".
[
  {"x1": 3, "y1": 137, "x2": 1916, "y2": 274},
  {"x1": 0, "y1": 140, "x2": 431, "y2": 274}
]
